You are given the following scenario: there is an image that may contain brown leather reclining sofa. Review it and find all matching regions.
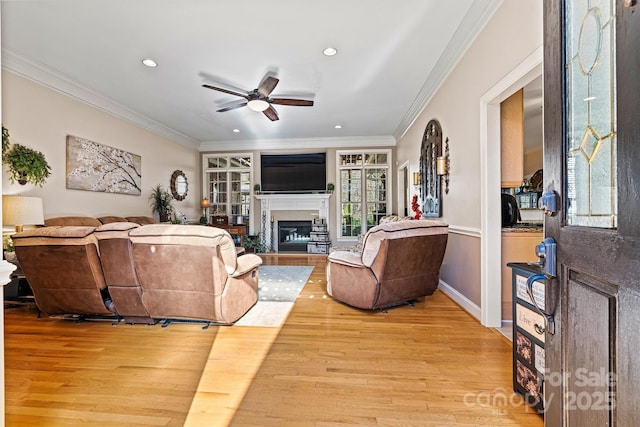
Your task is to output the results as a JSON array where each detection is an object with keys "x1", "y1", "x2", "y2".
[
  {"x1": 327, "y1": 219, "x2": 449, "y2": 310},
  {"x1": 11, "y1": 216, "x2": 262, "y2": 325}
]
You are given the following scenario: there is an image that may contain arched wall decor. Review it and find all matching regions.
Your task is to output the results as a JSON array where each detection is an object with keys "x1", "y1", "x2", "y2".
[
  {"x1": 419, "y1": 119, "x2": 443, "y2": 217},
  {"x1": 170, "y1": 169, "x2": 188, "y2": 201}
]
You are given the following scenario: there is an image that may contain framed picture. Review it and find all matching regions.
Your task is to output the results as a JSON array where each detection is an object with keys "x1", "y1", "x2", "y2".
[{"x1": 66, "y1": 135, "x2": 141, "y2": 195}]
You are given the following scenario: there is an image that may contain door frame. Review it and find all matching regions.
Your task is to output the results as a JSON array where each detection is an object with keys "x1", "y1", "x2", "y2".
[
  {"x1": 479, "y1": 46, "x2": 543, "y2": 327},
  {"x1": 397, "y1": 161, "x2": 409, "y2": 217}
]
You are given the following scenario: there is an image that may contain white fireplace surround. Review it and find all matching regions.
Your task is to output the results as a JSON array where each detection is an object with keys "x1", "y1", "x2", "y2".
[{"x1": 255, "y1": 193, "x2": 331, "y2": 250}]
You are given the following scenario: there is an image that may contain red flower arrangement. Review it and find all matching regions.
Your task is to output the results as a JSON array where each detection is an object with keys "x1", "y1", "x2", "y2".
[{"x1": 411, "y1": 194, "x2": 422, "y2": 220}]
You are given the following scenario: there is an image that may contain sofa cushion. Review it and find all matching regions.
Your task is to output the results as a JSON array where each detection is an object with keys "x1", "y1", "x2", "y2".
[
  {"x1": 44, "y1": 216, "x2": 102, "y2": 227},
  {"x1": 126, "y1": 216, "x2": 159, "y2": 225},
  {"x1": 95, "y1": 222, "x2": 141, "y2": 240},
  {"x1": 379, "y1": 215, "x2": 414, "y2": 223},
  {"x1": 129, "y1": 224, "x2": 238, "y2": 274},
  {"x1": 97, "y1": 216, "x2": 128, "y2": 224},
  {"x1": 12, "y1": 226, "x2": 97, "y2": 246},
  {"x1": 95, "y1": 222, "x2": 140, "y2": 232}
]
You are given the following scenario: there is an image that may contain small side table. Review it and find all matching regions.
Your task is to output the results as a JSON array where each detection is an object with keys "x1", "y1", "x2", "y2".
[
  {"x1": 4, "y1": 258, "x2": 35, "y2": 305},
  {"x1": 210, "y1": 224, "x2": 247, "y2": 247}
]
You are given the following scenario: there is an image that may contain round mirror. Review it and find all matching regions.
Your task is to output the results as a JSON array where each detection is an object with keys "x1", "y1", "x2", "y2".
[{"x1": 170, "y1": 170, "x2": 188, "y2": 201}]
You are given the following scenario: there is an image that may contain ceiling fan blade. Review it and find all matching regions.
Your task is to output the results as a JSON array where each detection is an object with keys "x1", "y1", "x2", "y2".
[
  {"x1": 202, "y1": 84, "x2": 249, "y2": 100},
  {"x1": 217, "y1": 102, "x2": 247, "y2": 112},
  {"x1": 257, "y1": 76, "x2": 279, "y2": 97},
  {"x1": 263, "y1": 105, "x2": 279, "y2": 121},
  {"x1": 270, "y1": 98, "x2": 314, "y2": 107}
]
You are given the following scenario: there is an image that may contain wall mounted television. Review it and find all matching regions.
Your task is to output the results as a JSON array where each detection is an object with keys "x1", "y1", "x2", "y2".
[{"x1": 260, "y1": 153, "x2": 326, "y2": 193}]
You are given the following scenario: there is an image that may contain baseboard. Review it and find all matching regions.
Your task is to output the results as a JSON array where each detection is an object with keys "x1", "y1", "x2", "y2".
[{"x1": 438, "y1": 279, "x2": 481, "y2": 321}]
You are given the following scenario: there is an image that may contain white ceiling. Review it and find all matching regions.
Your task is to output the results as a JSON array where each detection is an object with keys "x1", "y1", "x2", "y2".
[{"x1": 1, "y1": 0, "x2": 502, "y2": 150}]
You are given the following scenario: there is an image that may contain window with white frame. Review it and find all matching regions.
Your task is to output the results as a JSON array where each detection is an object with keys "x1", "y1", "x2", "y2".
[
  {"x1": 337, "y1": 150, "x2": 391, "y2": 238},
  {"x1": 202, "y1": 154, "x2": 252, "y2": 225}
]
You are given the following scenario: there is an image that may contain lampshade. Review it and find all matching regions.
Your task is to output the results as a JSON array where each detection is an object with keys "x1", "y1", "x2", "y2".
[
  {"x1": 2, "y1": 195, "x2": 45, "y2": 232},
  {"x1": 247, "y1": 99, "x2": 270, "y2": 112},
  {"x1": 200, "y1": 197, "x2": 210, "y2": 209}
]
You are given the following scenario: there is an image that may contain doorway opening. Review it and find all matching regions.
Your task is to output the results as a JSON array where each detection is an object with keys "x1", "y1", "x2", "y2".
[{"x1": 480, "y1": 46, "x2": 543, "y2": 328}]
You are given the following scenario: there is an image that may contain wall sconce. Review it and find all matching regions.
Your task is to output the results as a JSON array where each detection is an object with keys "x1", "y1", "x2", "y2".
[
  {"x1": 437, "y1": 137, "x2": 450, "y2": 194},
  {"x1": 412, "y1": 171, "x2": 420, "y2": 187}
]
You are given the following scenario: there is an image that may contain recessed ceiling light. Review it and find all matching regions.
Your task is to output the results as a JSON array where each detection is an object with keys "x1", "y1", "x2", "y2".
[
  {"x1": 141, "y1": 58, "x2": 158, "y2": 67},
  {"x1": 334, "y1": 125, "x2": 342, "y2": 129},
  {"x1": 233, "y1": 129, "x2": 240, "y2": 133},
  {"x1": 323, "y1": 47, "x2": 338, "y2": 57}
]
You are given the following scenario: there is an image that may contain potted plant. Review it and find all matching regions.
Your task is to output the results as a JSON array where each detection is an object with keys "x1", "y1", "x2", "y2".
[
  {"x1": 3, "y1": 234, "x2": 17, "y2": 263},
  {"x1": 2, "y1": 127, "x2": 52, "y2": 186},
  {"x1": 149, "y1": 184, "x2": 174, "y2": 222},
  {"x1": 243, "y1": 234, "x2": 266, "y2": 253},
  {"x1": 326, "y1": 183, "x2": 335, "y2": 194},
  {"x1": 253, "y1": 183, "x2": 261, "y2": 194}
]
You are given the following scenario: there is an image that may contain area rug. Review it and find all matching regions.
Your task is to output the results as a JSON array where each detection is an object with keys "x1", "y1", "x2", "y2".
[{"x1": 235, "y1": 265, "x2": 314, "y2": 327}]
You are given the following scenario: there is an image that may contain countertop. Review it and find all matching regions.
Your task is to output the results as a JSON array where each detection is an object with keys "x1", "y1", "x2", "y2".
[{"x1": 501, "y1": 225, "x2": 543, "y2": 233}]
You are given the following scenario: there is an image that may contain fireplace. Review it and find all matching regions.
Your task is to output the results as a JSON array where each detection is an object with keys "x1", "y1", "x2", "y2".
[
  {"x1": 255, "y1": 193, "x2": 331, "y2": 250},
  {"x1": 278, "y1": 220, "x2": 312, "y2": 252}
]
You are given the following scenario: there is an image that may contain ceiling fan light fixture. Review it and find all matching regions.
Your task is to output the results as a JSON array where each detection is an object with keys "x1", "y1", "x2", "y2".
[{"x1": 247, "y1": 99, "x2": 270, "y2": 112}]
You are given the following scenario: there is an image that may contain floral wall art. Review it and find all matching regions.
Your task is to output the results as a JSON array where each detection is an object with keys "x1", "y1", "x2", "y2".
[{"x1": 66, "y1": 135, "x2": 142, "y2": 195}]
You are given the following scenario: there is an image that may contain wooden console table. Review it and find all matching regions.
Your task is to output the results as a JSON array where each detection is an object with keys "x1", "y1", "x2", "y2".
[{"x1": 211, "y1": 224, "x2": 246, "y2": 247}]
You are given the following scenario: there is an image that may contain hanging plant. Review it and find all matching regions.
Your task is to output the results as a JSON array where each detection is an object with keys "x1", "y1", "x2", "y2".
[
  {"x1": 3, "y1": 142, "x2": 52, "y2": 186},
  {"x1": 2, "y1": 126, "x2": 10, "y2": 156}
]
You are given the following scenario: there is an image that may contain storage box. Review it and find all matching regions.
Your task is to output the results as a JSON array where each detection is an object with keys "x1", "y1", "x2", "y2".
[
  {"x1": 310, "y1": 231, "x2": 330, "y2": 241},
  {"x1": 307, "y1": 241, "x2": 331, "y2": 254},
  {"x1": 312, "y1": 224, "x2": 327, "y2": 232}
]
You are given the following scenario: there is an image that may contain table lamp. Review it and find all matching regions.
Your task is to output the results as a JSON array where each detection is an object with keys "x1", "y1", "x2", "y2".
[
  {"x1": 200, "y1": 197, "x2": 210, "y2": 224},
  {"x1": 2, "y1": 195, "x2": 45, "y2": 232}
]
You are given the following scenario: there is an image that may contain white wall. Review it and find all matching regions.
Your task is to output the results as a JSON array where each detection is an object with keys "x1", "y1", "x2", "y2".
[
  {"x1": 396, "y1": 1, "x2": 543, "y2": 309},
  {"x1": 2, "y1": 71, "x2": 200, "y2": 220}
]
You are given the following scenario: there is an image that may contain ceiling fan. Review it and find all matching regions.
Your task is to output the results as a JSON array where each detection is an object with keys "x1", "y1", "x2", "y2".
[{"x1": 202, "y1": 75, "x2": 314, "y2": 121}]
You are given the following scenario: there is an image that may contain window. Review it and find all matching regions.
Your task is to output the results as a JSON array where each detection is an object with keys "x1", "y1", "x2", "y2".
[
  {"x1": 202, "y1": 154, "x2": 252, "y2": 225},
  {"x1": 337, "y1": 150, "x2": 391, "y2": 238}
]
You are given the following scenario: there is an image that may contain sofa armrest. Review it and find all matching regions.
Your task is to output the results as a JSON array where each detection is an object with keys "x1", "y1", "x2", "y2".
[
  {"x1": 231, "y1": 253, "x2": 263, "y2": 277},
  {"x1": 328, "y1": 251, "x2": 365, "y2": 268}
]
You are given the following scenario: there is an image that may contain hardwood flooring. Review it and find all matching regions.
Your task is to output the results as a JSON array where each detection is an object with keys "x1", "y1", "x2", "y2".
[{"x1": 4, "y1": 254, "x2": 543, "y2": 426}]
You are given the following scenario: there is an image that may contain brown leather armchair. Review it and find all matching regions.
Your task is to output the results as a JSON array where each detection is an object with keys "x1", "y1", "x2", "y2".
[
  {"x1": 12, "y1": 226, "x2": 115, "y2": 316},
  {"x1": 327, "y1": 220, "x2": 448, "y2": 310},
  {"x1": 128, "y1": 224, "x2": 263, "y2": 324}
]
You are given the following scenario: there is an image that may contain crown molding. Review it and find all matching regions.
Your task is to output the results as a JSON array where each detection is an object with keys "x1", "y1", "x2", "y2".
[
  {"x1": 199, "y1": 135, "x2": 396, "y2": 152},
  {"x1": 394, "y1": 0, "x2": 504, "y2": 140},
  {"x1": 1, "y1": 48, "x2": 201, "y2": 150}
]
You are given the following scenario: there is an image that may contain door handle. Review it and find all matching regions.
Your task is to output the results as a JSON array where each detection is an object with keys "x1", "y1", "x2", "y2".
[
  {"x1": 526, "y1": 237, "x2": 557, "y2": 335},
  {"x1": 538, "y1": 190, "x2": 559, "y2": 217}
]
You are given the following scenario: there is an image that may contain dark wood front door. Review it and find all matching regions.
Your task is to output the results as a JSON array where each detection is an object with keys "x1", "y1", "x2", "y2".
[{"x1": 543, "y1": 0, "x2": 640, "y2": 425}]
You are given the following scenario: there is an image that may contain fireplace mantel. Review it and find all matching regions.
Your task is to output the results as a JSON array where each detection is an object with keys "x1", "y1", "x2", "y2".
[{"x1": 255, "y1": 193, "x2": 331, "y2": 250}]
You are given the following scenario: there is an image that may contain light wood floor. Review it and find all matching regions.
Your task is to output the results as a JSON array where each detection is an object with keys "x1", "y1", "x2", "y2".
[{"x1": 4, "y1": 255, "x2": 543, "y2": 426}]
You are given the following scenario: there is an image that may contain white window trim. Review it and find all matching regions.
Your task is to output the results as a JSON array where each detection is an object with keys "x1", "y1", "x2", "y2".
[{"x1": 335, "y1": 149, "x2": 392, "y2": 241}]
